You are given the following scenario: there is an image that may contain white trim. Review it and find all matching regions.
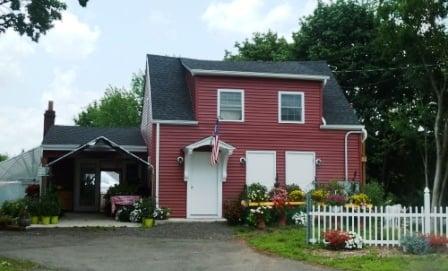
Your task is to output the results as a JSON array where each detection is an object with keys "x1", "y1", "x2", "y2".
[
  {"x1": 278, "y1": 91, "x2": 305, "y2": 124},
  {"x1": 320, "y1": 124, "x2": 365, "y2": 130},
  {"x1": 42, "y1": 144, "x2": 147, "y2": 152},
  {"x1": 217, "y1": 89, "x2": 245, "y2": 122},
  {"x1": 189, "y1": 69, "x2": 330, "y2": 81},
  {"x1": 155, "y1": 123, "x2": 160, "y2": 208},
  {"x1": 245, "y1": 150, "x2": 277, "y2": 187},
  {"x1": 152, "y1": 120, "x2": 198, "y2": 125},
  {"x1": 285, "y1": 151, "x2": 316, "y2": 190}
]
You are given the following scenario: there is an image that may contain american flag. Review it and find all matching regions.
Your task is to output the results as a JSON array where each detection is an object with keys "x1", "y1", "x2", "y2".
[{"x1": 210, "y1": 119, "x2": 220, "y2": 166}]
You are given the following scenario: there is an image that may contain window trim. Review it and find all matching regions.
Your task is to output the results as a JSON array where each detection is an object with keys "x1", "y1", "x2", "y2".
[
  {"x1": 278, "y1": 91, "x2": 305, "y2": 124},
  {"x1": 217, "y1": 89, "x2": 245, "y2": 122}
]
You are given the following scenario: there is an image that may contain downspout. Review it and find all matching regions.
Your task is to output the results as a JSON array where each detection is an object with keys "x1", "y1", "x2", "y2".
[
  {"x1": 345, "y1": 128, "x2": 368, "y2": 181},
  {"x1": 156, "y1": 123, "x2": 160, "y2": 208}
]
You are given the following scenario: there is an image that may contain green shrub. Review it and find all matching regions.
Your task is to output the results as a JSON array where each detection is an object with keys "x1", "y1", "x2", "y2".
[
  {"x1": 116, "y1": 206, "x2": 132, "y2": 222},
  {"x1": 364, "y1": 181, "x2": 386, "y2": 206},
  {"x1": 0, "y1": 215, "x2": 14, "y2": 227},
  {"x1": 39, "y1": 190, "x2": 60, "y2": 216},
  {"x1": 223, "y1": 200, "x2": 244, "y2": 225},
  {"x1": 140, "y1": 197, "x2": 155, "y2": 218},
  {"x1": 400, "y1": 235, "x2": 429, "y2": 255},
  {"x1": 0, "y1": 199, "x2": 26, "y2": 218},
  {"x1": 247, "y1": 183, "x2": 268, "y2": 202},
  {"x1": 25, "y1": 198, "x2": 40, "y2": 216},
  {"x1": 285, "y1": 184, "x2": 302, "y2": 193}
]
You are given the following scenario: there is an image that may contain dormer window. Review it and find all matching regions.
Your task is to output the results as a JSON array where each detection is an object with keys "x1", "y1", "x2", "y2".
[
  {"x1": 279, "y1": 91, "x2": 305, "y2": 123},
  {"x1": 217, "y1": 89, "x2": 244, "y2": 122}
]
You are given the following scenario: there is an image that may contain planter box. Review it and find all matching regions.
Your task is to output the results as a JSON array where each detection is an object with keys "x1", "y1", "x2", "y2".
[{"x1": 241, "y1": 201, "x2": 306, "y2": 207}]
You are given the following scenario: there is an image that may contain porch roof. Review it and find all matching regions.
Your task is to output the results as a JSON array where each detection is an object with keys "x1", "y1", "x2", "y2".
[{"x1": 46, "y1": 136, "x2": 152, "y2": 168}]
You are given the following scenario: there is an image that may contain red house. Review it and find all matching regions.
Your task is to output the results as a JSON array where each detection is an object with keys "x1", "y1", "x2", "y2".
[{"x1": 141, "y1": 55, "x2": 367, "y2": 219}]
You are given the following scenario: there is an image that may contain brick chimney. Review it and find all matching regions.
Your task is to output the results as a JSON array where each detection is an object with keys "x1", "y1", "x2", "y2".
[{"x1": 43, "y1": 101, "x2": 55, "y2": 137}]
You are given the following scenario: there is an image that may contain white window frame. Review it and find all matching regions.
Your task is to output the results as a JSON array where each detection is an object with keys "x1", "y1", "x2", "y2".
[
  {"x1": 217, "y1": 89, "x2": 245, "y2": 122},
  {"x1": 278, "y1": 91, "x2": 305, "y2": 124}
]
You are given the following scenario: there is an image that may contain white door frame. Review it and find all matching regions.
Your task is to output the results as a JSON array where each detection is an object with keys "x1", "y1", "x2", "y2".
[
  {"x1": 285, "y1": 151, "x2": 316, "y2": 190},
  {"x1": 186, "y1": 152, "x2": 223, "y2": 219}
]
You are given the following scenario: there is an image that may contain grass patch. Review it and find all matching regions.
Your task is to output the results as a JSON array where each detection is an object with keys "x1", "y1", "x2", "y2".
[
  {"x1": 0, "y1": 257, "x2": 43, "y2": 271},
  {"x1": 236, "y1": 226, "x2": 448, "y2": 271}
]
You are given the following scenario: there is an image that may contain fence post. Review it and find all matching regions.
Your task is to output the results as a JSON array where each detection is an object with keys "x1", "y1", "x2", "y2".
[
  {"x1": 306, "y1": 192, "x2": 312, "y2": 244},
  {"x1": 424, "y1": 187, "x2": 431, "y2": 234}
]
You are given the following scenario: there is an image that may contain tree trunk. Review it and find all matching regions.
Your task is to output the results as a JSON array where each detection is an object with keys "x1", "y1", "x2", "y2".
[{"x1": 432, "y1": 93, "x2": 444, "y2": 207}]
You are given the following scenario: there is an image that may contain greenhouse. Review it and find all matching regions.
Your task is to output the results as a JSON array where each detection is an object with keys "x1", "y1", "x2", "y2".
[{"x1": 0, "y1": 147, "x2": 42, "y2": 203}]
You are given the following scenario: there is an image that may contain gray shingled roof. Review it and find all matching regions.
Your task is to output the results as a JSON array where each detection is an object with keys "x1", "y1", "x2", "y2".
[
  {"x1": 146, "y1": 54, "x2": 359, "y2": 125},
  {"x1": 42, "y1": 125, "x2": 146, "y2": 146}
]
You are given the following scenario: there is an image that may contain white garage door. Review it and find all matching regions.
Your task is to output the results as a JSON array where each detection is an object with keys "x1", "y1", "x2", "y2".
[
  {"x1": 246, "y1": 151, "x2": 276, "y2": 188},
  {"x1": 285, "y1": 151, "x2": 315, "y2": 191}
]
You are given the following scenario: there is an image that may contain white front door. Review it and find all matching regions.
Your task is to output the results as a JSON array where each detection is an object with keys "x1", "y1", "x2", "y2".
[
  {"x1": 187, "y1": 152, "x2": 221, "y2": 218},
  {"x1": 285, "y1": 151, "x2": 315, "y2": 191}
]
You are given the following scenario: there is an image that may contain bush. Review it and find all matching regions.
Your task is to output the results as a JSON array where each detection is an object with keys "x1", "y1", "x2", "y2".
[
  {"x1": 323, "y1": 230, "x2": 349, "y2": 250},
  {"x1": 140, "y1": 197, "x2": 155, "y2": 218},
  {"x1": 153, "y1": 207, "x2": 171, "y2": 220},
  {"x1": 115, "y1": 206, "x2": 132, "y2": 222},
  {"x1": 311, "y1": 189, "x2": 328, "y2": 203},
  {"x1": 364, "y1": 181, "x2": 386, "y2": 206},
  {"x1": 0, "y1": 215, "x2": 14, "y2": 227},
  {"x1": 40, "y1": 190, "x2": 60, "y2": 216},
  {"x1": 326, "y1": 194, "x2": 347, "y2": 206},
  {"x1": 247, "y1": 183, "x2": 268, "y2": 202},
  {"x1": 426, "y1": 234, "x2": 448, "y2": 251},
  {"x1": 288, "y1": 190, "x2": 305, "y2": 202},
  {"x1": 0, "y1": 199, "x2": 26, "y2": 218},
  {"x1": 285, "y1": 184, "x2": 302, "y2": 193},
  {"x1": 400, "y1": 235, "x2": 430, "y2": 254},
  {"x1": 350, "y1": 193, "x2": 371, "y2": 206},
  {"x1": 25, "y1": 198, "x2": 40, "y2": 216},
  {"x1": 223, "y1": 200, "x2": 244, "y2": 225}
]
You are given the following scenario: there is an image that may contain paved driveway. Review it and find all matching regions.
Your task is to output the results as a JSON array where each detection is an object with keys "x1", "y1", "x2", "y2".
[{"x1": 0, "y1": 223, "x2": 332, "y2": 271}]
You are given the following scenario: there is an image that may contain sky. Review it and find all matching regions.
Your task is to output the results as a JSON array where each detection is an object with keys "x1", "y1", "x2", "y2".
[{"x1": 0, "y1": 0, "x2": 320, "y2": 157}]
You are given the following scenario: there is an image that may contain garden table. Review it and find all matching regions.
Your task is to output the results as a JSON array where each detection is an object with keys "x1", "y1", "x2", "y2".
[{"x1": 110, "y1": 195, "x2": 141, "y2": 214}]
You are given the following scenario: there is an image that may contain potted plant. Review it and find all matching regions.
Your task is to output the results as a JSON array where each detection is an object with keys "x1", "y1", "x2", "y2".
[
  {"x1": 39, "y1": 197, "x2": 52, "y2": 225},
  {"x1": 270, "y1": 187, "x2": 288, "y2": 226},
  {"x1": 26, "y1": 198, "x2": 40, "y2": 224},
  {"x1": 18, "y1": 208, "x2": 31, "y2": 227},
  {"x1": 140, "y1": 197, "x2": 155, "y2": 228},
  {"x1": 248, "y1": 206, "x2": 271, "y2": 230},
  {"x1": 50, "y1": 199, "x2": 61, "y2": 224}
]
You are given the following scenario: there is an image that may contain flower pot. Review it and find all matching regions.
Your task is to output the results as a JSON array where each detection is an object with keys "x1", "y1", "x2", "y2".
[
  {"x1": 41, "y1": 216, "x2": 51, "y2": 225},
  {"x1": 31, "y1": 216, "x2": 39, "y2": 224},
  {"x1": 278, "y1": 211, "x2": 287, "y2": 226},
  {"x1": 142, "y1": 218, "x2": 155, "y2": 228},
  {"x1": 256, "y1": 215, "x2": 266, "y2": 230},
  {"x1": 50, "y1": 216, "x2": 59, "y2": 224}
]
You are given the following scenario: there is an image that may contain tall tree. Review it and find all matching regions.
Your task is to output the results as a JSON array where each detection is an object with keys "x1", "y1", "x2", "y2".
[
  {"x1": 0, "y1": 153, "x2": 8, "y2": 162},
  {"x1": 75, "y1": 72, "x2": 145, "y2": 127},
  {"x1": 378, "y1": 0, "x2": 448, "y2": 206},
  {"x1": 0, "y1": 0, "x2": 89, "y2": 41}
]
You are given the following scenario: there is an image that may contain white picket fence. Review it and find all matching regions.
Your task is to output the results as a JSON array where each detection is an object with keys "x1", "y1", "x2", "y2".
[{"x1": 308, "y1": 188, "x2": 448, "y2": 246}]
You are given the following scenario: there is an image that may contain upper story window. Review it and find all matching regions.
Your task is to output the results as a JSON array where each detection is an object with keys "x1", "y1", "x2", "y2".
[
  {"x1": 217, "y1": 89, "x2": 244, "y2": 122},
  {"x1": 278, "y1": 91, "x2": 305, "y2": 123}
]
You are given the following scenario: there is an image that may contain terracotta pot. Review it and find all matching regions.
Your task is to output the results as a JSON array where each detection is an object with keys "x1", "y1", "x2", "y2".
[
  {"x1": 142, "y1": 218, "x2": 155, "y2": 228},
  {"x1": 256, "y1": 215, "x2": 266, "y2": 230},
  {"x1": 50, "y1": 216, "x2": 59, "y2": 224}
]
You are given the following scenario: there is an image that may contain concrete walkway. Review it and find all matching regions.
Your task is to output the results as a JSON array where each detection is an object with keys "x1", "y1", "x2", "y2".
[{"x1": 0, "y1": 224, "x2": 334, "y2": 271}]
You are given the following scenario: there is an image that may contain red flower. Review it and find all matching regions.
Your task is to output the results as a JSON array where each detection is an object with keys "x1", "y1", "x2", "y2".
[{"x1": 323, "y1": 230, "x2": 349, "y2": 250}]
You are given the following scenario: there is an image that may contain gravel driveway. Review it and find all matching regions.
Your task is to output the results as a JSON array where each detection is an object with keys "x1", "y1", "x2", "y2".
[{"x1": 0, "y1": 223, "x2": 333, "y2": 271}]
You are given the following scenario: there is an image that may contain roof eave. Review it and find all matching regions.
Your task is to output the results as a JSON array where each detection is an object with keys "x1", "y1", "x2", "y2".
[{"x1": 188, "y1": 69, "x2": 330, "y2": 81}]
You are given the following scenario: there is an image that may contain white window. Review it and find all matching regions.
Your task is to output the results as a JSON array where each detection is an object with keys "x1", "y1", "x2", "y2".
[
  {"x1": 285, "y1": 151, "x2": 315, "y2": 192},
  {"x1": 278, "y1": 91, "x2": 304, "y2": 123},
  {"x1": 246, "y1": 151, "x2": 276, "y2": 189},
  {"x1": 217, "y1": 89, "x2": 244, "y2": 122}
]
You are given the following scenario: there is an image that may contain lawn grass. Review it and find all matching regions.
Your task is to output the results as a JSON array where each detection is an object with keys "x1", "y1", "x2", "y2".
[
  {"x1": 236, "y1": 226, "x2": 448, "y2": 271},
  {"x1": 0, "y1": 257, "x2": 42, "y2": 271}
]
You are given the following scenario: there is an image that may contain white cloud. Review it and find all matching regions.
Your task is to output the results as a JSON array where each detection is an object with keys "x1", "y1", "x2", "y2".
[
  {"x1": 41, "y1": 68, "x2": 103, "y2": 124},
  {"x1": 201, "y1": 0, "x2": 295, "y2": 36},
  {"x1": 0, "y1": 31, "x2": 35, "y2": 86},
  {"x1": 41, "y1": 12, "x2": 100, "y2": 59}
]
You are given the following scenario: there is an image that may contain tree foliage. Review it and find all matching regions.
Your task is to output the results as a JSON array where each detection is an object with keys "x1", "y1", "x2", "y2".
[
  {"x1": 74, "y1": 72, "x2": 144, "y2": 127},
  {"x1": 225, "y1": 0, "x2": 446, "y2": 204},
  {"x1": 0, "y1": 153, "x2": 8, "y2": 162},
  {"x1": 0, "y1": 0, "x2": 89, "y2": 42}
]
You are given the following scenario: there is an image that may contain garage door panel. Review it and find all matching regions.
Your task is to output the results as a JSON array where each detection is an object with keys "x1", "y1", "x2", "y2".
[
  {"x1": 246, "y1": 151, "x2": 276, "y2": 189},
  {"x1": 286, "y1": 152, "x2": 315, "y2": 192}
]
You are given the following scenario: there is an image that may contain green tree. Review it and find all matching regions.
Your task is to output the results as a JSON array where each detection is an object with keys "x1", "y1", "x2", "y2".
[
  {"x1": 0, "y1": 153, "x2": 8, "y2": 162},
  {"x1": 0, "y1": 0, "x2": 89, "y2": 42},
  {"x1": 378, "y1": 0, "x2": 448, "y2": 205},
  {"x1": 225, "y1": 31, "x2": 293, "y2": 61},
  {"x1": 74, "y1": 72, "x2": 144, "y2": 127}
]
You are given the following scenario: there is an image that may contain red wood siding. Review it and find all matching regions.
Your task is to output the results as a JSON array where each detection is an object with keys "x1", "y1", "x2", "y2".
[{"x1": 154, "y1": 75, "x2": 362, "y2": 218}]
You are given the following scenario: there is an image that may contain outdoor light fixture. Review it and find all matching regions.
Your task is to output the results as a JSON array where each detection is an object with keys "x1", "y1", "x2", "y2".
[
  {"x1": 240, "y1": 157, "x2": 246, "y2": 165},
  {"x1": 176, "y1": 156, "x2": 184, "y2": 165},
  {"x1": 315, "y1": 158, "x2": 322, "y2": 166}
]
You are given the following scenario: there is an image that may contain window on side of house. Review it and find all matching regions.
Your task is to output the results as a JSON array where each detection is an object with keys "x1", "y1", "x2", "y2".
[
  {"x1": 279, "y1": 91, "x2": 304, "y2": 123},
  {"x1": 218, "y1": 89, "x2": 244, "y2": 122}
]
